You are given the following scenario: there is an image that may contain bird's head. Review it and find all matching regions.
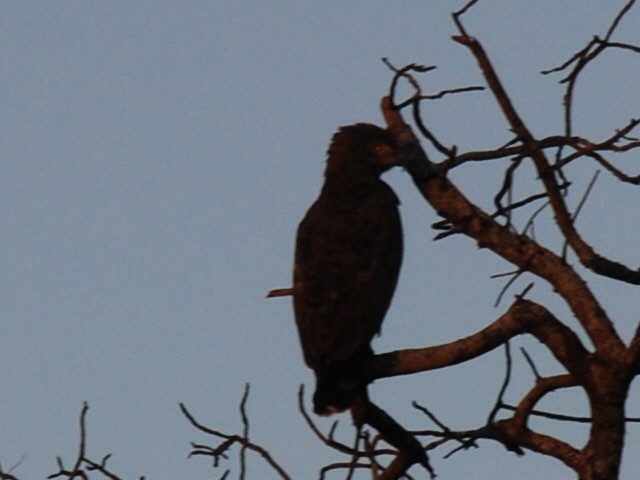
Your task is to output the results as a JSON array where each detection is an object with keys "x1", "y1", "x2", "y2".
[{"x1": 325, "y1": 123, "x2": 399, "y2": 178}]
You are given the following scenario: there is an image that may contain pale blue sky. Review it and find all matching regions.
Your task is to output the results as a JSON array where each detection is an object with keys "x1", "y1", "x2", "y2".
[{"x1": 1, "y1": 2, "x2": 639, "y2": 479}]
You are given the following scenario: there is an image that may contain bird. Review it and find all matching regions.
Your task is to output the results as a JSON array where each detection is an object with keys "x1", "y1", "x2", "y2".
[{"x1": 293, "y1": 123, "x2": 403, "y2": 415}]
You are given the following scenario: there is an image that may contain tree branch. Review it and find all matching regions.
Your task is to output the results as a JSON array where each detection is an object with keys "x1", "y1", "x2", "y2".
[
  {"x1": 180, "y1": 395, "x2": 292, "y2": 480},
  {"x1": 351, "y1": 398, "x2": 435, "y2": 479},
  {"x1": 46, "y1": 403, "x2": 137, "y2": 480},
  {"x1": 510, "y1": 374, "x2": 579, "y2": 428},
  {"x1": 381, "y1": 95, "x2": 625, "y2": 355},
  {"x1": 490, "y1": 418, "x2": 583, "y2": 473},
  {"x1": 451, "y1": 34, "x2": 640, "y2": 286},
  {"x1": 369, "y1": 298, "x2": 590, "y2": 384}
]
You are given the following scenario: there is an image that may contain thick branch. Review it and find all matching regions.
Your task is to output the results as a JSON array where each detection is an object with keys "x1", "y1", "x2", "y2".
[
  {"x1": 491, "y1": 419, "x2": 583, "y2": 472},
  {"x1": 369, "y1": 298, "x2": 590, "y2": 383},
  {"x1": 351, "y1": 399, "x2": 435, "y2": 479}
]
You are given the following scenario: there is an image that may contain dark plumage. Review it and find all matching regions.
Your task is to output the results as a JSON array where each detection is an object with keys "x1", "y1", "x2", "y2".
[{"x1": 293, "y1": 123, "x2": 403, "y2": 415}]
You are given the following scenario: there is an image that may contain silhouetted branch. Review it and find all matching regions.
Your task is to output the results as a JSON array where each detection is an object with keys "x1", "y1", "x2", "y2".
[
  {"x1": 298, "y1": 385, "x2": 431, "y2": 479},
  {"x1": 488, "y1": 343, "x2": 513, "y2": 424},
  {"x1": 0, "y1": 468, "x2": 20, "y2": 480},
  {"x1": 492, "y1": 269, "x2": 524, "y2": 307},
  {"x1": 297, "y1": 386, "x2": 369, "y2": 457},
  {"x1": 451, "y1": 0, "x2": 480, "y2": 36},
  {"x1": 239, "y1": 384, "x2": 250, "y2": 480},
  {"x1": 381, "y1": 58, "x2": 436, "y2": 107},
  {"x1": 453, "y1": 8, "x2": 640, "y2": 286},
  {"x1": 520, "y1": 347, "x2": 542, "y2": 380},
  {"x1": 541, "y1": 0, "x2": 639, "y2": 137},
  {"x1": 180, "y1": 388, "x2": 291, "y2": 480},
  {"x1": 561, "y1": 170, "x2": 600, "y2": 259},
  {"x1": 46, "y1": 403, "x2": 138, "y2": 480},
  {"x1": 383, "y1": 57, "x2": 483, "y2": 158}
]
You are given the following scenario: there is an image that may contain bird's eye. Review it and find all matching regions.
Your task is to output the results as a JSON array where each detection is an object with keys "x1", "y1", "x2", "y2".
[{"x1": 373, "y1": 143, "x2": 392, "y2": 155}]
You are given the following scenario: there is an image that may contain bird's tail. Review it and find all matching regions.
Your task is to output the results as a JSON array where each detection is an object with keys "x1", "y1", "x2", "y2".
[{"x1": 312, "y1": 372, "x2": 368, "y2": 416}]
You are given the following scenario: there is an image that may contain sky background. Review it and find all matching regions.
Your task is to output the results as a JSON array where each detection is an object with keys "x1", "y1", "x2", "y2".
[{"x1": 1, "y1": 2, "x2": 639, "y2": 479}]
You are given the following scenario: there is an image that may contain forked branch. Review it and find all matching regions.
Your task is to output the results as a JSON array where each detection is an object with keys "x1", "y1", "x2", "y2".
[
  {"x1": 46, "y1": 403, "x2": 139, "y2": 480},
  {"x1": 180, "y1": 386, "x2": 291, "y2": 480}
]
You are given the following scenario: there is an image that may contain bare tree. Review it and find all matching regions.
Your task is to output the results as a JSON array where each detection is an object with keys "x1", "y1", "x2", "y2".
[
  {"x1": 367, "y1": 2, "x2": 640, "y2": 478},
  {"x1": 4, "y1": 2, "x2": 638, "y2": 480},
  {"x1": 189, "y1": 2, "x2": 640, "y2": 480}
]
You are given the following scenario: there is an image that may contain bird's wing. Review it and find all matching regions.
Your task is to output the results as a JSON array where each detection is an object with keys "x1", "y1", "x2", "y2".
[{"x1": 293, "y1": 183, "x2": 402, "y2": 369}]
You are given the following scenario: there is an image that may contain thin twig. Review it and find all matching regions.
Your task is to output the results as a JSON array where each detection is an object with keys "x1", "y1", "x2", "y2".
[
  {"x1": 488, "y1": 342, "x2": 512, "y2": 424},
  {"x1": 562, "y1": 170, "x2": 600, "y2": 259},
  {"x1": 180, "y1": 398, "x2": 292, "y2": 480},
  {"x1": 520, "y1": 347, "x2": 542, "y2": 380},
  {"x1": 493, "y1": 270, "x2": 524, "y2": 308},
  {"x1": 452, "y1": 0, "x2": 480, "y2": 36},
  {"x1": 239, "y1": 384, "x2": 250, "y2": 480}
]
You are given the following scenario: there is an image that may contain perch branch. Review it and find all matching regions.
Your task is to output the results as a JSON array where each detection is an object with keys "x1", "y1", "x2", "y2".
[{"x1": 369, "y1": 298, "x2": 590, "y2": 386}]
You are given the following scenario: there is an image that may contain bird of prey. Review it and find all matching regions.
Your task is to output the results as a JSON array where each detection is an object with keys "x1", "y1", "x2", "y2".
[{"x1": 293, "y1": 123, "x2": 403, "y2": 415}]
